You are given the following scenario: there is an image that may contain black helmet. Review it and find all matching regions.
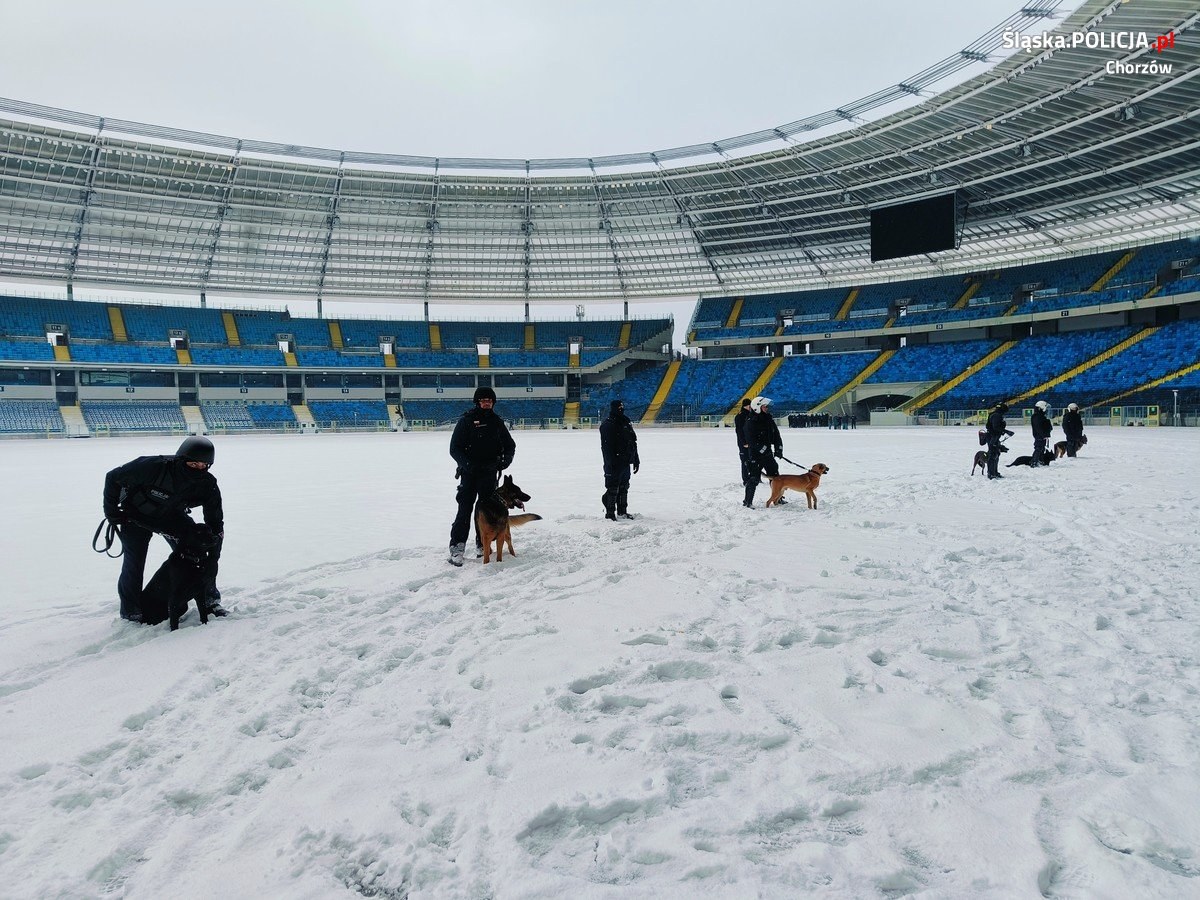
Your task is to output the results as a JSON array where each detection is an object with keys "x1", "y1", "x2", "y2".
[
  {"x1": 473, "y1": 386, "x2": 497, "y2": 404},
  {"x1": 995, "y1": 401, "x2": 1009, "y2": 413},
  {"x1": 177, "y1": 435, "x2": 215, "y2": 466}
]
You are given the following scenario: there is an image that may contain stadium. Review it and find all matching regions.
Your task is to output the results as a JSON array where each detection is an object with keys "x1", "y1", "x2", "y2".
[{"x1": 2, "y1": 1, "x2": 1199, "y2": 896}]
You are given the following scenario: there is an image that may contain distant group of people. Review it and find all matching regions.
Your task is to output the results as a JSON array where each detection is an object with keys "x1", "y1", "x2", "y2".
[
  {"x1": 787, "y1": 413, "x2": 855, "y2": 429},
  {"x1": 982, "y1": 400, "x2": 1086, "y2": 479}
]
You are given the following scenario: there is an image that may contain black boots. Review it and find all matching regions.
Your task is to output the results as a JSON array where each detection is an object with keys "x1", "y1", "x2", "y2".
[
  {"x1": 602, "y1": 491, "x2": 617, "y2": 521},
  {"x1": 743, "y1": 484, "x2": 756, "y2": 508},
  {"x1": 616, "y1": 486, "x2": 634, "y2": 519}
]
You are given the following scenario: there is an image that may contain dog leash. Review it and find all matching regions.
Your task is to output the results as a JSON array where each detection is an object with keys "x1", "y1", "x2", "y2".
[
  {"x1": 778, "y1": 455, "x2": 813, "y2": 472},
  {"x1": 92, "y1": 518, "x2": 124, "y2": 558}
]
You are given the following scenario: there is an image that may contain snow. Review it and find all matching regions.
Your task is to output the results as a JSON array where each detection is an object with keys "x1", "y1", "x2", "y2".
[{"x1": 1, "y1": 425, "x2": 1199, "y2": 898}]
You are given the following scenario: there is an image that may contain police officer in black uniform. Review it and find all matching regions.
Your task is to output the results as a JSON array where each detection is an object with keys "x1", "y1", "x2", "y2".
[
  {"x1": 600, "y1": 399, "x2": 640, "y2": 520},
  {"x1": 103, "y1": 436, "x2": 225, "y2": 622},
  {"x1": 743, "y1": 396, "x2": 784, "y2": 507},
  {"x1": 985, "y1": 401, "x2": 1014, "y2": 480},
  {"x1": 1062, "y1": 402, "x2": 1084, "y2": 457},
  {"x1": 1031, "y1": 400, "x2": 1053, "y2": 466},
  {"x1": 448, "y1": 386, "x2": 516, "y2": 566}
]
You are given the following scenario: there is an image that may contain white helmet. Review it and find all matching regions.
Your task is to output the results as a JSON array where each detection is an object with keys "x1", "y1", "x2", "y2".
[
  {"x1": 1068, "y1": 403, "x2": 1079, "y2": 411},
  {"x1": 1035, "y1": 400, "x2": 1049, "y2": 412},
  {"x1": 750, "y1": 396, "x2": 772, "y2": 413}
]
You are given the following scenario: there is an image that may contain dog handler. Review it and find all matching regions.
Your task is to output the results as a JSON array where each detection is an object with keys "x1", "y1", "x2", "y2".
[
  {"x1": 448, "y1": 386, "x2": 516, "y2": 567},
  {"x1": 742, "y1": 396, "x2": 785, "y2": 507},
  {"x1": 1031, "y1": 400, "x2": 1053, "y2": 466},
  {"x1": 985, "y1": 401, "x2": 1015, "y2": 480},
  {"x1": 102, "y1": 436, "x2": 226, "y2": 623},
  {"x1": 1061, "y1": 403, "x2": 1085, "y2": 457}
]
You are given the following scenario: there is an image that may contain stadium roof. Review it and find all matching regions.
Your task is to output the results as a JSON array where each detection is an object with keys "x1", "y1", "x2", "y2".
[{"x1": 1, "y1": 0, "x2": 1198, "y2": 304}]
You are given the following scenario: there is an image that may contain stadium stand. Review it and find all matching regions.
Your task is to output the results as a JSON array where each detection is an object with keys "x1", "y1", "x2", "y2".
[
  {"x1": 1042, "y1": 319, "x2": 1200, "y2": 408},
  {"x1": 924, "y1": 326, "x2": 1140, "y2": 411},
  {"x1": 583, "y1": 367, "x2": 668, "y2": 422},
  {"x1": 865, "y1": 339, "x2": 1002, "y2": 384},
  {"x1": 766, "y1": 353, "x2": 880, "y2": 412},
  {"x1": 81, "y1": 401, "x2": 188, "y2": 433},
  {"x1": 660, "y1": 358, "x2": 772, "y2": 419},
  {"x1": 0, "y1": 339, "x2": 55, "y2": 361},
  {"x1": 0, "y1": 400, "x2": 65, "y2": 434},
  {"x1": 306, "y1": 400, "x2": 391, "y2": 428},
  {"x1": 121, "y1": 304, "x2": 227, "y2": 344}
]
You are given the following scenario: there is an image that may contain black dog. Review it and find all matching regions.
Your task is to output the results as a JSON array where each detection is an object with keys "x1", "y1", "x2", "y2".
[
  {"x1": 141, "y1": 523, "x2": 220, "y2": 630},
  {"x1": 1006, "y1": 450, "x2": 1055, "y2": 468}
]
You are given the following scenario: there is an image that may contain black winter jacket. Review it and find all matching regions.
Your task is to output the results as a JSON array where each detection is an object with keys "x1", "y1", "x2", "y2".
[
  {"x1": 745, "y1": 410, "x2": 783, "y2": 458},
  {"x1": 1031, "y1": 409, "x2": 1053, "y2": 440},
  {"x1": 1062, "y1": 409, "x2": 1084, "y2": 442},
  {"x1": 104, "y1": 455, "x2": 224, "y2": 533},
  {"x1": 449, "y1": 406, "x2": 516, "y2": 475},
  {"x1": 600, "y1": 411, "x2": 640, "y2": 469},
  {"x1": 986, "y1": 409, "x2": 1010, "y2": 440}
]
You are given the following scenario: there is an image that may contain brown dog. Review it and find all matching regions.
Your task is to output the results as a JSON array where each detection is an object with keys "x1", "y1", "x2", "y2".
[
  {"x1": 971, "y1": 450, "x2": 988, "y2": 476},
  {"x1": 1053, "y1": 434, "x2": 1087, "y2": 458},
  {"x1": 475, "y1": 474, "x2": 542, "y2": 563},
  {"x1": 766, "y1": 463, "x2": 830, "y2": 509}
]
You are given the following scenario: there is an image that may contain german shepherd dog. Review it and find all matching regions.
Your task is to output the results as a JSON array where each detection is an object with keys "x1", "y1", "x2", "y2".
[
  {"x1": 1054, "y1": 434, "x2": 1087, "y2": 458},
  {"x1": 1007, "y1": 450, "x2": 1055, "y2": 468},
  {"x1": 475, "y1": 474, "x2": 542, "y2": 563},
  {"x1": 766, "y1": 463, "x2": 830, "y2": 509}
]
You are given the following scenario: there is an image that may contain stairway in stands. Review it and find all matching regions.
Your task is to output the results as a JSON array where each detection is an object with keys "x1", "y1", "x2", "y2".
[
  {"x1": 641, "y1": 359, "x2": 682, "y2": 424},
  {"x1": 901, "y1": 341, "x2": 1016, "y2": 412},
  {"x1": 1008, "y1": 326, "x2": 1159, "y2": 403},
  {"x1": 810, "y1": 350, "x2": 895, "y2": 414}
]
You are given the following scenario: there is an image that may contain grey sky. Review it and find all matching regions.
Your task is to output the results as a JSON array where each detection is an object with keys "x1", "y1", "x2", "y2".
[{"x1": 1, "y1": 1, "x2": 1075, "y2": 344}]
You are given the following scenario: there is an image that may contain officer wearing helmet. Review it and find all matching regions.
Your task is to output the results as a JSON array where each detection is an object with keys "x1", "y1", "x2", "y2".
[
  {"x1": 984, "y1": 401, "x2": 1014, "y2": 479},
  {"x1": 102, "y1": 436, "x2": 225, "y2": 622},
  {"x1": 1061, "y1": 402, "x2": 1084, "y2": 457},
  {"x1": 1030, "y1": 400, "x2": 1053, "y2": 466},
  {"x1": 447, "y1": 386, "x2": 517, "y2": 566},
  {"x1": 742, "y1": 396, "x2": 784, "y2": 507}
]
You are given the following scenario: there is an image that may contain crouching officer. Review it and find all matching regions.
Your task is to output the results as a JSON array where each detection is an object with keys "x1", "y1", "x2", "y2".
[{"x1": 102, "y1": 436, "x2": 226, "y2": 622}]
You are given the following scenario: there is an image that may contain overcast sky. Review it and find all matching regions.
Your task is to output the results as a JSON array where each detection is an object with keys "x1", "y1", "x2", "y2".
[{"x1": 1, "y1": 1, "x2": 1077, "y2": 341}]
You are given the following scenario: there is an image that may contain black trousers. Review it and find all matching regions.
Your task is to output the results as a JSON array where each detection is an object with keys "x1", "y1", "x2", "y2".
[
  {"x1": 603, "y1": 463, "x2": 632, "y2": 513},
  {"x1": 451, "y1": 469, "x2": 498, "y2": 547},
  {"x1": 118, "y1": 518, "x2": 221, "y2": 620},
  {"x1": 1033, "y1": 437, "x2": 1048, "y2": 462},
  {"x1": 986, "y1": 438, "x2": 1003, "y2": 476}
]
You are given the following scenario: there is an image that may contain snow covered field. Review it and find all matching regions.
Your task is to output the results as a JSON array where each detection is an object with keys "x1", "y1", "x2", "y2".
[{"x1": 1, "y1": 425, "x2": 1198, "y2": 898}]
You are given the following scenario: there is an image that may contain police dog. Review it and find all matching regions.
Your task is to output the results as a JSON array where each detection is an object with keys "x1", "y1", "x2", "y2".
[
  {"x1": 1006, "y1": 450, "x2": 1055, "y2": 468},
  {"x1": 971, "y1": 451, "x2": 988, "y2": 476},
  {"x1": 475, "y1": 474, "x2": 542, "y2": 563},
  {"x1": 766, "y1": 463, "x2": 830, "y2": 509},
  {"x1": 1054, "y1": 434, "x2": 1087, "y2": 458}
]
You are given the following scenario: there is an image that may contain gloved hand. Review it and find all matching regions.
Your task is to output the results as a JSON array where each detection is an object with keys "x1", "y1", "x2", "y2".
[
  {"x1": 633, "y1": 463, "x2": 640, "y2": 475},
  {"x1": 774, "y1": 448, "x2": 783, "y2": 458},
  {"x1": 497, "y1": 454, "x2": 511, "y2": 471},
  {"x1": 106, "y1": 510, "x2": 128, "y2": 525},
  {"x1": 1005, "y1": 430, "x2": 1014, "y2": 437}
]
